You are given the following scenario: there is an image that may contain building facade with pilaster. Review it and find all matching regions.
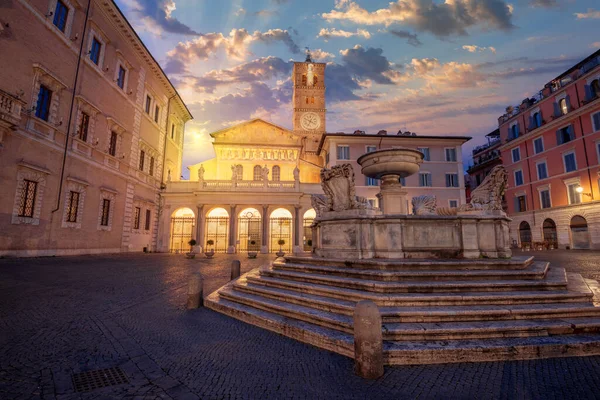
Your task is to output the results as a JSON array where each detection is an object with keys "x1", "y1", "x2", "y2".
[{"x1": 0, "y1": 0, "x2": 191, "y2": 256}]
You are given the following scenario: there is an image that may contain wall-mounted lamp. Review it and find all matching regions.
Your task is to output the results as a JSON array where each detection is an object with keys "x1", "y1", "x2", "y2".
[
  {"x1": 575, "y1": 185, "x2": 592, "y2": 197},
  {"x1": 45, "y1": 11, "x2": 54, "y2": 18},
  {"x1": 71, "y1": 33, "x2": 79, "y2": 41}
]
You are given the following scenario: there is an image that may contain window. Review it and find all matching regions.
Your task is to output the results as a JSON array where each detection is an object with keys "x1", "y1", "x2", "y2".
[
  {"x1": 139, "y1": 150, "x2": 145, "y2": 171},
  {"x1": 559, "y1": 98, "x2": 568, "y2": 115},
  {"x1": 301, "y1": 74, "x2": 307, "y2": 85},
  {"x1": 78, "y1": 112, "x2": 90, "y2": 141},
  {"x1": 515, "y1": 195, "x2": 527, "y2": 212},
  {"x1": 253, "y1": 165, "x2": 262, "y2": 181},
  {"x1": 515, "y1": 170, "x2": 524, "y2": 186},
  {"x1": 540, "y1": 190, "x2": 551, "y2": 209},
  {"x1": 108, "y1": 132, "x2": 118, "y2": 156},
  {"x1": 66, "y1": 191, "x2": 80, "y2": 223},
  {"x1": 366, "y1": 177, "x2": 379, "y2": 186},
  {"x1": 530, "y1": 112, "x2": 542, "y2": 129},
  {"x1": 337, "y1": 145, "x2": 350, "y2": 160},
  {"x1": 149, "y1": 157, "x2": 154, "y2": 177},
  {"x1": 154, "y1": 105, "x2": 160, "y2": 123},
  {"x1": 511, "y1": 147, "x2": 520, "y2": 163},
  {"x1": 145, "y1": 95, "x2": 152, "y2": 114},
  {"x1": 313, "y1": 75, "x2": 318, "y2": 85},
  {"x1": 90, "y1": 37, "x2": 102, "y2": 65},
  {"x1": 235, "y1": 165, "x2": 243, "y2": 180},
  {"x1": 100, "y1": 199, "x2": 111, "y2": 226},
  {"x1": 445, "y1": 148, "x2": 457, "y2": 162},
  {"x1": 563, "y1": 152, "x2": 577, "y2": 173},
  {"x1": 306, "y1": 97, "x2": 315, "y2": 104},
  {"x1": 133, "y1": 207, "x2": 141, "y2": 230},
  {"x1": 590, "y1": 79, "x2": 600, "y2": 99},
  {"x1": 419, "y1": 173, "x2": 432, "y2": 187},
  {"x1": 537, "y1": 162, "x2": 548, "y2": 180},
  {"x1": 567, "y1": 183, "x2": 581, "y2": 205},
  {"x1": 272, "y1": 165, "x2": 280, "y2": 181},
  {"x1": 35, "y1": 85, "x2": 52, "y2": 121},
  {"x1": 445, "y1": 173, "x2": 459, "y2": 187},
  {"x1": 510, "y1": 124, "x2": 520, "y2": 139},
  {"x1": 533, "y1": 137, "x2": 544, "y2": 154},
  {"x1": 556, "y1": 125, "x2": 574, "y2": 145},
  {"x1": 417, "y1": 147, "x2": 430, "y2": 161},
  {"x1": 52, "y1": 0, "x2": 68, "y2": 32},
  {"x1": 366, "y1": 145, "x2": 377, "y2": 153},
  {"x1": 171, "y1": 123, "x2": 175, "y2": 139},
  {"x1": 592, "y1": 111, "x2": 600, "y2": 132},
  {"x1": 145, "y1": 209, "x2": 151, "y2": 231},
  {"x1": 117, "y1": 66, "x2": 126, "y2": 89},
  {"x1": 18, "y1": 180, "x2": 37, "y2": 218},
  {"x1": 449, "y1": 200, "x2": 458, "y2": 208}
]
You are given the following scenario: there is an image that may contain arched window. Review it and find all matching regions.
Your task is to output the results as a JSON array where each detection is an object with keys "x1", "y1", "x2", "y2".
[
  {"x1": 236, "y1": 165, "x2": 243, "y2": 180},
  {"x1": 511, "y1": 124, "x2": 519, "y2": 138},
  {"x1": 306, "y1": 97, "x2": 309, "y2": 104},
  {"x1": 592, "y1": 79, "x2": 600, "y2": 97},
  {"x1": 301, "y1": 74, "x2": 307, "y2": 85},
  {"x1": 559, "y1": 98, "x2": 568, "y2": 115},
  {"x1": 313, "y1": 75, "x2": 318, "y2": 85},
  {"x1": 533, "y1": 112, "x2": 542, "y2": 128},
  {"x1": 253, "y1": 165, "x2": 262, "y2": 181},
  {"x1": 310, "y1": 97, "x2": 315, "y2": 104},
  {"x1": 272, "y1": 165, "x2": 280, "y2": 181}
]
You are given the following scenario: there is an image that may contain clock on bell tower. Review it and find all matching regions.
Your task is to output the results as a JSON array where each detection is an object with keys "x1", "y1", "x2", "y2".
[{"x1": 292, "y1": 51, "x2": 326, "y2": 153}]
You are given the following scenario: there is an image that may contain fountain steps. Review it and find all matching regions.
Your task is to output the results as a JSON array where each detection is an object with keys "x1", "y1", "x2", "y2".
[
  {"x1": 205, "y1": 257, "x2": 600, "y2": 365},
  {"x1": 282, "y1": 256, "x2": 535, "y2": 271},
  {"x1": 272, "y1": 260, "x2": 549, "y2": 281},
  {"x1": 259, "y1": 266, "x2": 566, "y2": 293}
]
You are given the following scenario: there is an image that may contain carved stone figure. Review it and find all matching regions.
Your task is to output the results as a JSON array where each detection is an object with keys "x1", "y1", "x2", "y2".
[
  {"x1": 231, "y1": 165, "x2": 238, "y2": 182},
  {"x1": 315, "y1": 164, "x2": 367, "y2": 213},
  {"x1": 293, "y1": 166, "x2": 300, "y2": 182},
  {"x1": 307, "y1": 64, "x2": 314, "y2": 87},
  {"x1": 412, "y1": 195, "x2": 437, "y2": 215},
  {"x1": 261, "y1": 165, "x2": 269, "y2": 181},
  {"x1": 460, "y1": 165, "x2": 508, "y2": 212},
  {"x1": 311, "y1": 194, "x2": 329, "y2": 218},
  {"x1": 197, "y1": 164, "x2": 205, "y2": 181}
]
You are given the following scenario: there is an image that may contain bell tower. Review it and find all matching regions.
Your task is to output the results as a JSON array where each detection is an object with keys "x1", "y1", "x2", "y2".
[{"x1": 293, "y1": 50, "x2": 326, "y2": 153}]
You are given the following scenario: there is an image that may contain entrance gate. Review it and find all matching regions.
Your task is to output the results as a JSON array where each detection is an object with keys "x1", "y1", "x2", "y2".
[
  {"x1": 170, "y1": 217, "x2": 195, "y2": 253},
  {"x1": 542, "y1": 219, "x2": 558, "y2": 248},
  {"x1": 570, "y1": 215, "x2": 590, "y2": 249},
  {"x1": 206, "y1": 217, "x2": 229, "y2": 253},
  {"x1": 270, "y1": 217, "x2": 292, "y2": 253},
  {"x1": 519, "y1": 221, "x2": 532, "y2": 247},
  {"x1": 238, "y1": 213, "x2": 262, "y2": 252},
  {"x1": 303, "y1": 217, "x2": 314, "y2": 251}
]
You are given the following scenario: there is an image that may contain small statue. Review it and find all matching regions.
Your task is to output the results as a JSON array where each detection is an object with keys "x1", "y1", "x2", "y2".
[
  {"x1": 293, "y1": 166, "x2": 300, "y2": 182},
  {"x1": 307, "y1": 64, "x2": 314, "y2": 87},
  {"x1": 198, "y1": 164, "x2": 205, "y2": 181},
  {"x1": 460, "y1": 165, "x2": 508, "y2": 213},
  {"x1": 231, "y1": 165, "x2": 238, "y2": 182},
  {"x1": 262, "y1": 165, "x2": 269, "y2": 181}
]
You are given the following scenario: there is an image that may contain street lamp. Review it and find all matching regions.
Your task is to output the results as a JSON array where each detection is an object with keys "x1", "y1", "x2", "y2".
[{"x1": 575, "y1": 185, "x2": 592, "y2": 197}]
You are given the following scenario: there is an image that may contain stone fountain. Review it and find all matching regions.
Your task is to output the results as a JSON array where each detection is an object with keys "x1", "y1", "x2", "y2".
[{"x1": 206, "y1": 149, "x2": 600, "y2": 366}]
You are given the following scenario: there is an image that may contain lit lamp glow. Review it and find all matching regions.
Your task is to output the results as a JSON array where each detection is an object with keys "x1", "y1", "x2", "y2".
[{"x1": 575, "y1": 185, "x2": 591, "y2": 197}]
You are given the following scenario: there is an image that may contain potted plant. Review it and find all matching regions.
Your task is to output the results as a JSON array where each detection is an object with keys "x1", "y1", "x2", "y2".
[
  {"x1": 186, "y1": 239, "x2": 197, "y2": 259},
  {"x1": 205, "y1": 239, "x2": 215, "y2": 258},
  {"x1": 248, "y1": 240, "x2": 258, "y2": 259},
  {"x1": 307, "y1": 239, "x2": 312, "y2": 249},
  {"x1": 276, "y1": 239, "x2": 286, "y2": 257}
]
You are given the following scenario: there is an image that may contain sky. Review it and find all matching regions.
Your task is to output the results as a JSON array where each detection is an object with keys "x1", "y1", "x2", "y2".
[{"x1": 114, "y1": 0, "x2": 600, "y2": 174}]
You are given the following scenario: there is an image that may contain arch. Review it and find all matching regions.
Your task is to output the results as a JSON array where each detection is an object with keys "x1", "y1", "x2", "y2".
[
  {"x1": 253, "y1": 165, "x2": 262, "y2": 181},
  {"x1": 519, "y1": 221, "x2": 532, "y2": 247},
  {"x1": 301, "y1": 74, "x2": 307, "y2": 85},
  {"x1": 313, "y1": 75, "x2": 318, "y2": 85},
  {"x1": 170, "y1": 207, "x2": 195, "y2": 253},
  {"x1": 235, "y1": 164, "x2": 243, "y2": 180},
  {"x1": 238, "y1": 208, "x2": 262, "y2": 252},
  {"x1": 272, "y1": 165, "x2": 281, "y2": 182},
  {"x1": 205, "y1": 207, "x2": 229, "y2": 252},
  {"x1": 303, "y1": 208, "x2": 316, "y2": 251},
  {"x1": 270, "y1": 207, "x2": 293, "y2": 253},
  {"x1": 542, "y1": 218, "x2": 557, "y2": 248},
  {"x1": 570, "y1": 215, "x2": 590, "y2": 249},
  {"x1": 533, "y1": 111, "x2": 542, "y2": 128},
  {"x1": 559, "y1": 98, "x2": 568, "y2": 115},
  {"x1": 511, "y1": 124, "x2": 518, "y2": 138}
]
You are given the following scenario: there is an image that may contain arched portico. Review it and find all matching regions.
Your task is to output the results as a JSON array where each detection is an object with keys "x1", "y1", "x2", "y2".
[
  {"x1": 238, "y1": 208, "x2": 262, "y2": 252},
  {"x1": 303, "y1": 208, "x2": 316, "y2": 251},
  {"x1": 169, "y1": 207, "x2": 195, "y2": 253},
  {"x1": 570, "y1": 215, "x2": 590, "y2": 249},
  {"x1": 270, "y1": 208, "x2": 293, "y2": 253},
  {"x1": 205, "y1": 207, "x2": 230, "y2": 253},
  {"x1": 519, "y1": 221, "x2": 532, "y2": 247}
]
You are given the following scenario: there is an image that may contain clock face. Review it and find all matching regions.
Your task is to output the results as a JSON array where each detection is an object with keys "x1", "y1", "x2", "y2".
[{"x1": 300, "y1": 112, "x2": 321, "y2": 131}]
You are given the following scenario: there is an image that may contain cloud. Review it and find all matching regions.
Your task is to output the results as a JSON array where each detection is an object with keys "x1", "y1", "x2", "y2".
[
  {"x1": 132, "y1": 0, "x2": 200, "y2": 35},
  {"x1": 339, "y1": 45, "x2": 406, "y2": 84},
  {"x1": 165, "y1": 28, "x2": 300, "y2": 73},
  {"x1": 310, "y1": 49, "x2": 336, "y2": 61},
  {"x1": 575, "y1": 9, "x2": 600, "y2": 19},
  {"x1": 322, "y1": 0, "x2": 514, "y2": 37},
  {"x1": 462, "y1": 45, "x2": 497, "y2": 53},
  {"x1": 389, "y1": 30, "x2": 422, "y2": 47},
  {"x1": 592, "y1": 42, "x2": 600, "y2": 49},
  {"x1": 529, "y1": 0, "x2": 558, "y2": 8},
  {"x1": 317, "y1": 28, "x2": 371, "y2": 41},
  {"x1": 236, "y1": 8, "x2": 280, "y2": 17}
]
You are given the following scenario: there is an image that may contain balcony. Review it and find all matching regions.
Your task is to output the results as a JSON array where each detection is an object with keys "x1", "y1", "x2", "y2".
[
  {"x1": 0, "y1": 89, "x2": 24, "y2": 129},
  {"x1": 472, "y1": 138, "x2": 501, "y2": 155},
  {"x1": 166, "y1": 179, "x2": 300, "y2": 193},
  {"x1": 467, "y1": 150, "x2": 501, "y2": 174}
]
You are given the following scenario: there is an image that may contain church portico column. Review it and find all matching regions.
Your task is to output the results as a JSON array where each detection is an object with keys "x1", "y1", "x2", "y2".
[
  {"x1": 261, "y1": 205, "x2": 269, "y2": 253},
  {"x1": 293, "y1": 205, "x2": 302, "y2": 254},
  {"x1": 196, "y1": 205, "x2": 204, "y2": 253},
  {"x1": 228, "y1": 204, "x2": 237, "y2": 254}
]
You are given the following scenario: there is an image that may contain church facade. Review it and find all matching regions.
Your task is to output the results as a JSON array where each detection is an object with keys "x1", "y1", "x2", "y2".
[{"x1": 159, "y1": 56, "x2": 471, "y2": 255}]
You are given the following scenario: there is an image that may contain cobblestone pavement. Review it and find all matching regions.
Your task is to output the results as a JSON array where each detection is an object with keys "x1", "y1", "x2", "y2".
[{"x1": 2, "y1": 251, "x2": 600, "y2": 399}]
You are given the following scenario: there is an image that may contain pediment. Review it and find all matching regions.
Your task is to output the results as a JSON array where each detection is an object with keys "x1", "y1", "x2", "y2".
[{"x1": 210, "y1": 119, "x2": 301, "y2": 146}]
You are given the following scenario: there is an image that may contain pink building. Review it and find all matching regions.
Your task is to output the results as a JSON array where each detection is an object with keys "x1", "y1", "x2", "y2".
[
  {"x1": 318, "y1": 131, "x2": 470, "y2": 211},
  {"x1": 499, "y1": 49, "x2": 600, "y2": 249}
]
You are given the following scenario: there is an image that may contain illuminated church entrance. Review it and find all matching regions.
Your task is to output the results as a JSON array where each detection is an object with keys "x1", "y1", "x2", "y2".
[
  {"x1": 205, "y1": 208, "x2": 229, "y2": 253},
  {"x1": 270, "y1": 208, "x2": 292, "y2": 253},
  {"x1": 169, "y1": 208, "x2": 195, "y2": 253},
  {"x1": 238, "y1": 208, "x2": 262, "y2": 252}
]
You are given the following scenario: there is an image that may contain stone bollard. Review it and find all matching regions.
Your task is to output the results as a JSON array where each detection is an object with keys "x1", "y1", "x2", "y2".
[
  {"x1": 186, "y1": 273, "x2": 203, "y2": 309},
  {"x1": 353, "y1": 300, "x2": 384, "y2": 379},
  {"x1": 231, "y1": 260, "x2": 241, "y2": 280}
]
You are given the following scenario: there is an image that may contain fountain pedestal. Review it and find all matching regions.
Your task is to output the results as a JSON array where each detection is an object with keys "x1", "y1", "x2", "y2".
[{"x1": 376, "y1": 175, "x2": 409, "y2": 214}]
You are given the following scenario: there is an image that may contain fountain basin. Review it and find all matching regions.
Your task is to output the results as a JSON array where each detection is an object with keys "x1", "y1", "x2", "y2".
[{"x1": 357, "y1": 148, "x2": 424, "y2": 180}]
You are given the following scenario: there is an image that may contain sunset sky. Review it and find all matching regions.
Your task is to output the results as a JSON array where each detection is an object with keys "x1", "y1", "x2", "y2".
[{"x1": 114, "y1": 0, "x2": 600, "y2": 174}]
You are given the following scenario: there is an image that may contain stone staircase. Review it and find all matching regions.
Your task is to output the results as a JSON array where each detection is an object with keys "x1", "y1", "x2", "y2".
[{"x1": 205, "y1": 256, "x2": 600, "y2": 365}]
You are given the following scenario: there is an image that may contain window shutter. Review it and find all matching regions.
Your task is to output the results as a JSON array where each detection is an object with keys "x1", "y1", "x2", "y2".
[
  {"x1": 528, "y1": 116, "x2": 534, "y2": 130},
  {"x1": 593, "y1": 113, "x2": 600, "y2": 131},
  {"x1": 567, "y1": 125, "x2": 575, "y2": 141},
  {"x1": 513, "y1": 197, "x2": 520, "y2": 213},
  {"x1": 565, "y1": 95, "x2": 571, "y2": 112},
  {"x1": 553, "y1": 102, "x2": 560, "y2": 117},
  {"x1": 515, "y1": 123, "x2": 520, "y2": 137},
  {"x1": 585, "y1": 85, "x2": 593, "y2": 101},
  {"x1": 556, "y1": 129, "x2": 562, "y2": 145}
]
